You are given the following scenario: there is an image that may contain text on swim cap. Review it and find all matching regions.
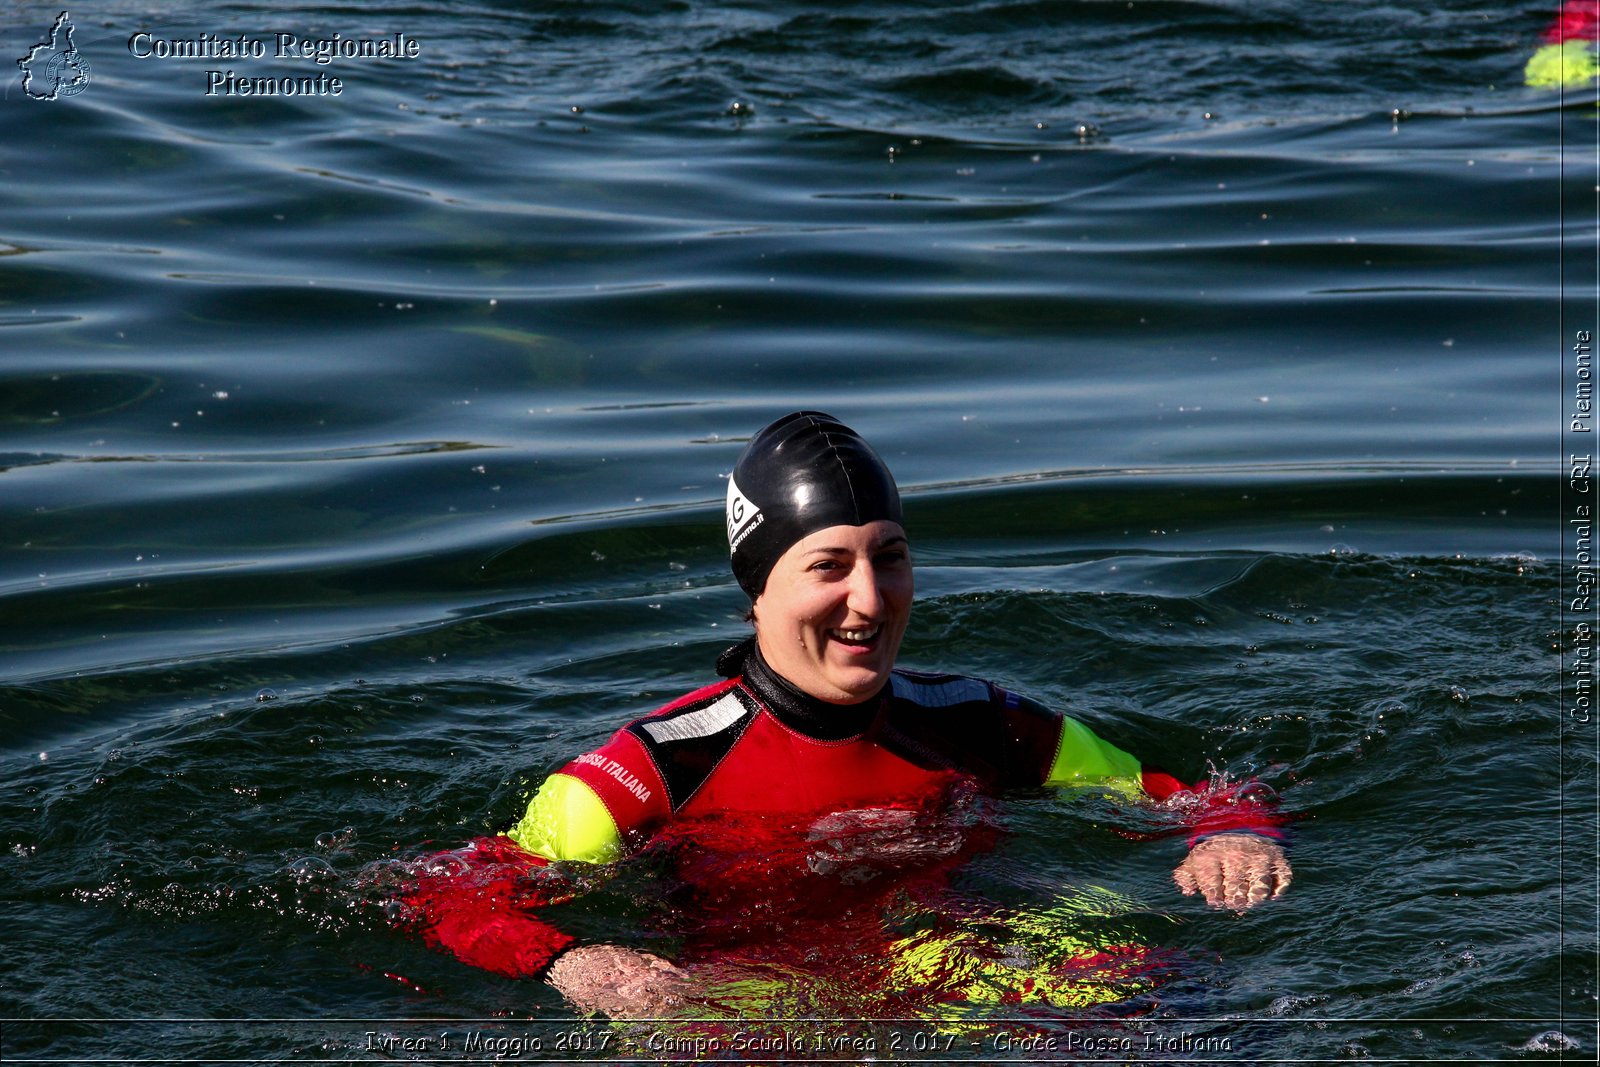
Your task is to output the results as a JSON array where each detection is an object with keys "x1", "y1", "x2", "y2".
[{"x1": 725, "y1": 474, "x2": 764, "y2": 554}]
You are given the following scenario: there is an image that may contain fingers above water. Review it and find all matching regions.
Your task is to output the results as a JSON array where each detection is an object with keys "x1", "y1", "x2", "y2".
[
  {"x1": 1173, "y1": 834, "x2": 1291, "y2": 911},
  {"x1": 546, "y1": 943, "x2": 697, "y2": 1019}
]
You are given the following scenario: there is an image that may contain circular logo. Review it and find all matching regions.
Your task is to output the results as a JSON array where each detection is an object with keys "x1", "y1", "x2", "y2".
[{"x1": 45, "y1": 50, "x2": 91, "y2": 97}]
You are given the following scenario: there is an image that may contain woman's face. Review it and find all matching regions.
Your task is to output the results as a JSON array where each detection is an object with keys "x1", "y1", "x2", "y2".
[{"x1": 752, "y1": 519, "x2": 913, "y2": 704}]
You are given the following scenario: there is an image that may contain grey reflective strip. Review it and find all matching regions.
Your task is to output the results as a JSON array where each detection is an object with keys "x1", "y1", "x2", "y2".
[
  {"x1": 890, "y1": 674, "x2": 990, "y2": 708},
  {"x1": 640, "y1": 692, "x2": 747, "y2": 743}
]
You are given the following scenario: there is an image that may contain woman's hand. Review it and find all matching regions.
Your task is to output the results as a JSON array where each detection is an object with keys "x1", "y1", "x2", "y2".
[
  {"x1": 1173, "y1": 833, "x2": 1292, "y2": 910},
  {"x1": 546, "y1": 944, "x2": 696, "y2": 1019}
]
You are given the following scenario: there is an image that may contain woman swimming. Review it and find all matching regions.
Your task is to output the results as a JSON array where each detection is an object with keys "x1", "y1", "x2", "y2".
[{"x1": 403, "y1": 411, "x2": 1292, "y2": 1018}]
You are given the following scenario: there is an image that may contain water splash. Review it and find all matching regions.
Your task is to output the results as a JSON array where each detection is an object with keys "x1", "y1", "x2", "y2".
[{"x1": 1512, "y1": 1030, "x2": 1580, "y2": 1053}]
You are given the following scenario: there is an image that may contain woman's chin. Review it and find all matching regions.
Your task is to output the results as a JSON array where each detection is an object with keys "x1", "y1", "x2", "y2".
[{"x1": 819, "y1": 660, "x2": 893, "y2": 703}]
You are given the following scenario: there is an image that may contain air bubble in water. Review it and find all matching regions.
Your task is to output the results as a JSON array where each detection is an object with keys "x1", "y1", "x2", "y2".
[
  {"x1": 424, "y1": 852, "x2": 472, "y2": 879},
  {"x1": 1449, "y1": 686, "x2": 1470, "y2": 703},
  {"x1": 1514, "y1": 1032, "x2": 1579, "y2": 1054},
  {"x1": 256, "y1": 688, "x2": 278, "y2": 702},
  {"x1": 1232, "y1": 781, "x2": 1279, "y2": 806},
  {"x1": 287, "y1": 856, "x2": 336, "y2": 882},
  {"x1": 315, "y1": 826, "x2": 356, "y2": 851}
]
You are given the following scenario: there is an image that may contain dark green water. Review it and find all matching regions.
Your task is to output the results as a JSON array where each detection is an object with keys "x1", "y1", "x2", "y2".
[{"x1": 2, "y1": 1, "x2": 1596, "y2": 1062}]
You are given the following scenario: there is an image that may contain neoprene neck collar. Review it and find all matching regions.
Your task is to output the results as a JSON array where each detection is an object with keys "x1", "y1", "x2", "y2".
[{"x1": 737, "y1": 639, "x2": 884, "y2": 742}]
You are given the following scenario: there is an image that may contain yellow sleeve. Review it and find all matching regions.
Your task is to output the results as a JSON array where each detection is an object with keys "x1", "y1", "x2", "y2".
[
  {"x1": 506, "y1": 772, "x2": 624, "y2": 863},
  {"x1": 1527, "y1": 40, "x2": 1599, "y2": 88},
  {"x1": 1043, "y1": 714, "x2": 1145, "y2": 798}
]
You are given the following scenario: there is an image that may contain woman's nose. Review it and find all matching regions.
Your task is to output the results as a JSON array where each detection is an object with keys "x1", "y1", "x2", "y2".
[{"x1": 845, "y1": 562, "x2": 885, "y2": 617}]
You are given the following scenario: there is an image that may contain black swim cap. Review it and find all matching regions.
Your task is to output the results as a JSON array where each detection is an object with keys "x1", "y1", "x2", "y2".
[{"x1": 725, "y1": 411, "x2": 903, "y2": 599}]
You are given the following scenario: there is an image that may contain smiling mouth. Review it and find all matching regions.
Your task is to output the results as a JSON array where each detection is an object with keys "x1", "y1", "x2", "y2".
[{"x1": 828, "y1": 624, "x2": 882, "y2": 648}]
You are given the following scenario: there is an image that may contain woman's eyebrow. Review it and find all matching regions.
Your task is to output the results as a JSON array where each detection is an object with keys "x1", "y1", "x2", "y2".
[{"x1": 803, "y1": 536, "x2": 909, "y2": 557}]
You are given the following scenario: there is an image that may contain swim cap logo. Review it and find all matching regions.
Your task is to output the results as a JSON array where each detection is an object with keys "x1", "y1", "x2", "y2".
[
  {"x1": 725, "y1": 474, "x2": 764, "y2": 554},
  {"x1": 17, "y1": 12, "x2": 92, "y2": 100}
]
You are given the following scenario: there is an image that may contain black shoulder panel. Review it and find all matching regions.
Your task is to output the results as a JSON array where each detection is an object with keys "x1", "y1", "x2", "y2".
[
  {"x1": 882, "y1": 670, "x2": 1058, "y2": 787},
  {"x1": 626, "y1": 685, "x2": 760, "y2": 811}
]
